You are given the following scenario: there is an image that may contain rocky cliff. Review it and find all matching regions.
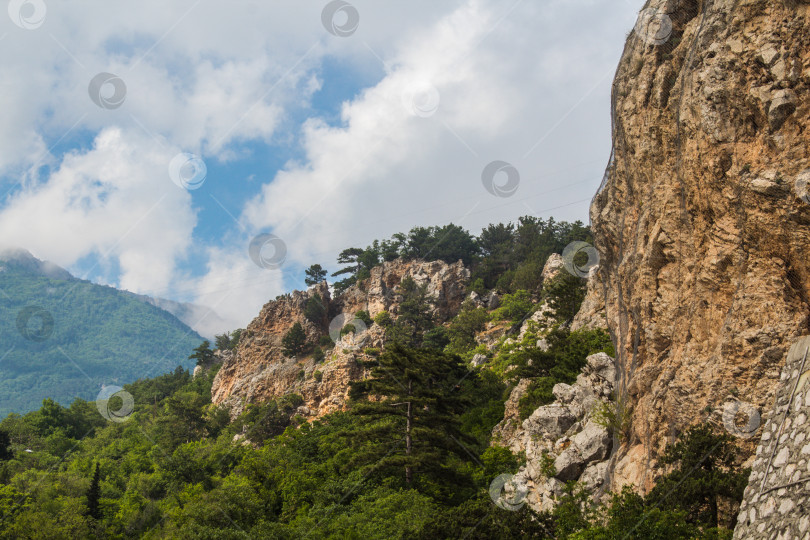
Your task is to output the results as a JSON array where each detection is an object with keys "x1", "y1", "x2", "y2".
[
  {"x1": 591, "y1": 0, "x2": 810, "y2": 495},
  {"x1": 210, "y1": 259, "x2": 470, "y2": 417}
]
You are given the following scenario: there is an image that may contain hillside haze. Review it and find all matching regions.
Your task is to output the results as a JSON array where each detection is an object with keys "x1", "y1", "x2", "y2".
[{"x1": 0, "y1": 249, "x2": 204, "y2": 415}]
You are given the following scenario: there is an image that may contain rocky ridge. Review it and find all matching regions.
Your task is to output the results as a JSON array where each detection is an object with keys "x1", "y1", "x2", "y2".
[{"x1": 210, "y1": 258, "x2": 470, "y2": 417}]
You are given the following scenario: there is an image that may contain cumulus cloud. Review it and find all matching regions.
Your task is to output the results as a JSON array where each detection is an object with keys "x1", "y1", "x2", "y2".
[
  {"x1": 0, "y1": 128, "x2": 196, "y2": 293},
  {"x1": 0, "y1": 0, "x2": 643, "y2": 335},
  {"x1": 241, "y1": 0, "x2": 639, "y2": 266}
]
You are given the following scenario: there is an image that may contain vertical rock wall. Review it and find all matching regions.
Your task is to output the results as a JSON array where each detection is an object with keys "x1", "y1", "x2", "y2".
[{"x1": 591, "y1": 0, "x2": 810, "y2": 492}]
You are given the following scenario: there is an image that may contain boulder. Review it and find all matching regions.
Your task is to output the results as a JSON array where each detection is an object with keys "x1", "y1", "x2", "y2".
[{"x1": 523, "y1": 404, "x2": 577, "y2": 440}]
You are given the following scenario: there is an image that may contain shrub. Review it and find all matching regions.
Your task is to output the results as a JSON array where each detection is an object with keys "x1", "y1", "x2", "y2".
[
  {"x1": 319, "y1": 335, "x2": 335, "y2": 347},
  {"x1": 313, "y1": 370, "x2": 323, "y2": 382},
  {"x1": 539, "y1": 451, "x2": 556, "y2": 478},
  {"x1": 340, "y1": 324, "x2": 356, "y2": 338},
  {"x1": 592, "y1": 396, "x2": 632, "y2": 442},
  {"x1": 543, "y1": 272, "x2": 587, "y2": 324},
  {"x1": 446, "y1": 303, "x2": 489, "y2": 355},
  {"x1": 354, "y1": 310, "x2": 373, "y2": 327},
  {"x1": 373, "y1": 310, "x2": 393, "y2": 328},
  {"x1": 491, "y1": 290, "x2": 533, "y2": 323},
  {"x1": 312, "y1": 346, "x2": 325, "y2": 363}
]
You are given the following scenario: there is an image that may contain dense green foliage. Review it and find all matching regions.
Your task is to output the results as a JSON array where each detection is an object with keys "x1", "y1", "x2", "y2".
[
  {"x1": 0, "y1": 265, "x2": 203, "y2": 416},
  {"x1": 325, "y1": 216, "x2": 591, "y2": 295},
  {"x1": 0, "y1": 363, "x2": 744, "y2": 538},
  {"x1": 348, "y1": 344, "x2": 474, "y2": 494},
  {"x1": 550, "y1": 425, "x2": 747, "y2": 538},
  {"x1": 646, "y1": 424, "x2": 749, "y2": 529}
]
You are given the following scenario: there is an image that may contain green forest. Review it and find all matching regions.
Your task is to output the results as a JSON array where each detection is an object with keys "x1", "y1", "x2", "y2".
[
  {"x1": 0, "y1": 218, "x2": 748, "y2": 538},
  {"x1": 0, "y1": 263, "x2": 202, "y2": 415}
]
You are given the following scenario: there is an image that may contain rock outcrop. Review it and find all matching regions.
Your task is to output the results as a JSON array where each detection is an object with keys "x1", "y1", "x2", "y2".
[
  {"x1": 591, "y1": 0, "x2": 810, "y2": 493},
  {"x1": 337, "y1": 258, "x2": 469, "y2": 321},
  {"x1": 211, "y1": 258, "x2": 469, "y2": 417},
  {"x1": 492, "y1": 352, "x2": 617, "y2": 512}
]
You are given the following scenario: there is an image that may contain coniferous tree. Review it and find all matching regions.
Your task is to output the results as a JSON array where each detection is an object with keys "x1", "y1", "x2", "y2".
[
  {"x1": 0, "y1": 429, "x2": 12, "y2": 461},
  {"x1": 281, "y1": 322, "x2": 307, "y2": 358},
  {"x1": 86, "y1": 462, "x2": 102, "y2": 520},
  {"x1": 387, "y1": 277, "x2": 435, "y2": 348},
  {"x1": 304, "y1": 264, "x2": 328, "y2": 286},
  {"x1": 348, "y1": 343, "x2": 474, "y2": 492},
  {"x1": 189, "y1": 340, "x2": 215, "y2": 366},
  {"x1": 646, "y1": 424, "x2": 748, "y2": 529},
  {"x1": 303, "y1": 294, "x2": 327, "y2": 326},
  {"x1": 214, "y1": 332, "x2": 232, "y2": 351}
]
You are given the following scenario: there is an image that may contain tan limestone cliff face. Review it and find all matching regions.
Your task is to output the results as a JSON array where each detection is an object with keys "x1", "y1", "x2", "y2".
[
  {"x1": 592, "y1": 0, "x2": 810, "y2": 493},
  {"x1": 337, "y1": 258, "x2": 470, "y2": 321},
  {"x1": 211, "y1": 259, "x2": 469, "y2": 417}
]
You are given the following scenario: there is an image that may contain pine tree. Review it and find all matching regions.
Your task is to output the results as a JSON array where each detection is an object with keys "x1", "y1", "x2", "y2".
[
  {"x1": 86, "y1": 462, "x2": 102, "y2": 520},
  {"x1": 387, "y1": 277, "x2": 435, "y2": 347},
  {"x1": 303, "y1": 294, "x2": 327, "y2": 326},
  {"x1": 348, "y1": 343, "x2": 474, "y2": 492},
  {"x1": 281, "y1": 322, "x2": 307, "y2": 358},
  {"x1": 304, "y1": 264, "x2": 328, "y2": 286},
  {"x1": 188, "y1": 340, "x2": 215, "y2": 366},
  {"x1": 0, "y1": 429, "x2": 12, "y2": 461},
  {"x1": 646, "y1": 424, "x2": 748, "y2": 528}
]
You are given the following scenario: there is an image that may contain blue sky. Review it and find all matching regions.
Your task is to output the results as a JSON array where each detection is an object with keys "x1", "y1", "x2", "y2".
[{"x1": 0, "y1": 0, "x2": 646, "y2": 335}]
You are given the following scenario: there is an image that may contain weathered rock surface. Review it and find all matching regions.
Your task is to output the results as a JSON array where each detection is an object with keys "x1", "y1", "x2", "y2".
[
  {"x1": 492, "y1": 352, "x2": 616, "y2": 512},
  {"x1": 211, "y1": 259, "x2": 469, "y2": 417},
  {"x1": 338, "y1": 258, "x2": 469, "y2": 322},
  {"x1": 592, "y1": 0, "x2": 810, "y2": 493}
]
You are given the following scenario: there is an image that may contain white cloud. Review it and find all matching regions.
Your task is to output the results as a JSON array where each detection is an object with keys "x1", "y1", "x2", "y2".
[
  {"x1": 0, "y1": 0, "x2": 644, "y2": 335},
  {"x1": 0, "y1": 128, "x2": 196, "y2": 294},
  {"x1": 241, "y1": 0, "x2": 640, "y2": 267}
]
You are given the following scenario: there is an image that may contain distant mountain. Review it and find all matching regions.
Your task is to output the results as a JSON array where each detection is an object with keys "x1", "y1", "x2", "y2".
[
  {"x1": 0, "y1": 249, "x2": 206, "y2": 416},
  {"x1": 127, "y1": 293, "x2": 229, "y2": 341}
]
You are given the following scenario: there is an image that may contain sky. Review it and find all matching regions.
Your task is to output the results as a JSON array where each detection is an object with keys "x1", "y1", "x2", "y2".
[{"x1": 0, "y1": 0, "x2": 646, "y2": 336}]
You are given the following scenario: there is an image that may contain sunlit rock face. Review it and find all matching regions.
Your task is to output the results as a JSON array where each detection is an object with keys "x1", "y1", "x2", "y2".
[
  {"x1": 591, "y1": 0, "x2": 810, "y2": 496},
  {"x1": 211, "y1": 258, "x2": 470, "y2": 419}
]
